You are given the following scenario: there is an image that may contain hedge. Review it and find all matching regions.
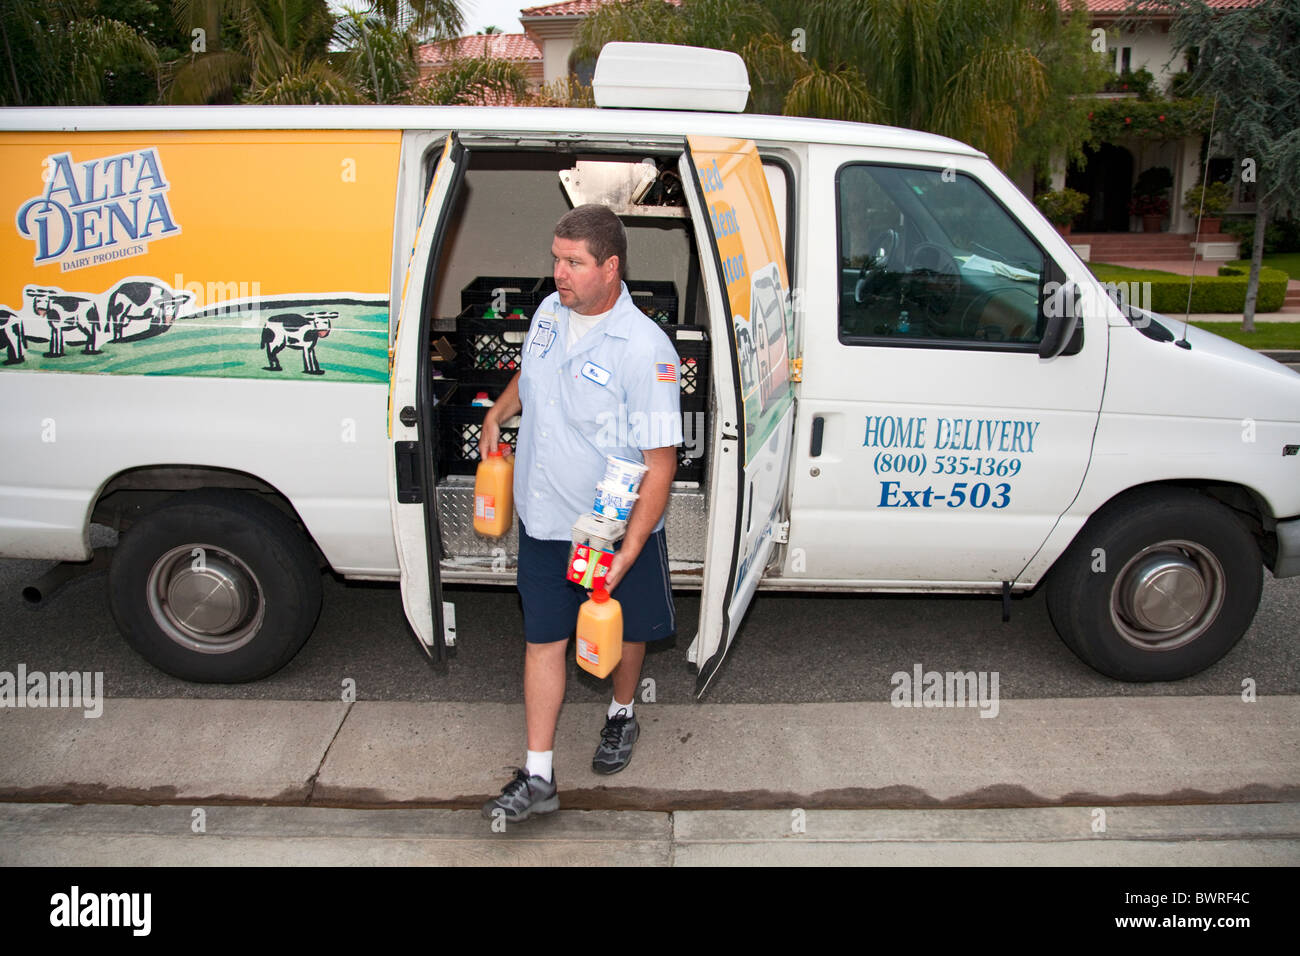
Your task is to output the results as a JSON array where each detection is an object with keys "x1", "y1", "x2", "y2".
[
  {"x1": 1093, "y1": 266, "x2": 1288, "y2": 312},
  {"x1": 1140, "y1": 267, "x2": 1288, "y2": 312}
]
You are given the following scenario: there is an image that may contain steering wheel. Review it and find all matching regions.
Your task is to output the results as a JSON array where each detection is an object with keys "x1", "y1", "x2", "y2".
[
  {"x1": 854, "y1": 228, "x2": 901, "y2": 304},
  {"x1": 905, "y1": 242, "x2": 961, "y2": 318}
]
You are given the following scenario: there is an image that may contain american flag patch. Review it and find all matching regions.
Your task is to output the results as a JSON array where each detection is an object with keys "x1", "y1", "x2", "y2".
[{"x1": 655, "y1": 362, "x2": 677, "y2": 383}]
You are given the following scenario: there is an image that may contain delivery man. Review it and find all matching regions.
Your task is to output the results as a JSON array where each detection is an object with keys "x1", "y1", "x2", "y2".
[{"x1": 479, "y1": 204, "x2": 683, "y2": 821}]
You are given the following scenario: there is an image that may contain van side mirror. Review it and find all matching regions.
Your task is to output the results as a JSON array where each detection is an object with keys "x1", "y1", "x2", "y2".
[{"x1": 1039, "y1": 280, "x2": 1083, "y2": 360}]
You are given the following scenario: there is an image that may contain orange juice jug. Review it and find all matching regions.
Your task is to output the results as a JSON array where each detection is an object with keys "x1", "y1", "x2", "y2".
[
  {"x1": 576, "y1": 587, "x2": 623, "y2": 678},
  {"x1": 473, "y1": 446, "x2": 513, "y2": 537}
]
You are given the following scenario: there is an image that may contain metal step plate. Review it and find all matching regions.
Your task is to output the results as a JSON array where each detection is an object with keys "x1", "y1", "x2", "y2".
[{"x1": 437, "y1": 477, "x2": 708, "y2": 571}]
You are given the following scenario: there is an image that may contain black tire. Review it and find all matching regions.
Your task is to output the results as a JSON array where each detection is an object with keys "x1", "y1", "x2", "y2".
[
  {"x1": 108, "y1": 489, "x2": 323, "y2": 682},
  {"x1": 1046, "y1": 488, "x2": 1262, "y2": 681}
]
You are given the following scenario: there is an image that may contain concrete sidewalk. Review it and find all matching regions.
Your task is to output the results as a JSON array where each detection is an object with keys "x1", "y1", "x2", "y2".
[
  {"x1": 2, "y1": 696, "x2": 1297, "y2": 864},
  {"x1": 4, "y1": 802, "x2": 1297, "y2": 866}
]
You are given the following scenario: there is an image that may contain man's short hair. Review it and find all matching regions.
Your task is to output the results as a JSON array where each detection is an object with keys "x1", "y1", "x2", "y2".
[{"x1": 555, "y1": 204, "x2": 627, "y2": 281}]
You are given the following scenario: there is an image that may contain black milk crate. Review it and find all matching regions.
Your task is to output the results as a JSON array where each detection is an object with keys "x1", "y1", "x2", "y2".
[
  {"x1": 460, "y1": 276, "x2": 549, "y2": 317},
  {"x1": 669, "y1": 330, "x2": 709, "y2": 407},
  {"x1": 627, "y1": 279, "x2": 678, "y2": 325},
  {"x1": 666, "y1": 327, "x2": 709, "y2": 482},
  {"x1": 454, "y1": 315, "x2": 532, "y2": 374},
  {"x1": 437, "y1": 404, "x2": 520, "y2": 477}
]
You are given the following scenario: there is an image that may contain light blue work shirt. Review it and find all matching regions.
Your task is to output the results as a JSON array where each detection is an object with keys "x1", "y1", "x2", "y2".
[{"x1": 514, "y1": 282, "x2": 684, "y2": 541}]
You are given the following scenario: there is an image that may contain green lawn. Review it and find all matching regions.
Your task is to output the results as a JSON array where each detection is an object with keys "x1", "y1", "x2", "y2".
[
  {"x1": 1088, "y1": 255, "x2": 1299, "y2": 283},
  {"x1": 1228, "y1": 253, "x2": 1299, "y2": 282},
  {"x1": 1089, "y1": 263, "x2": 1183, "y2": 281},
  {"x1": 1187, "y1": 322, "x2": 1300, "y2": 350}
]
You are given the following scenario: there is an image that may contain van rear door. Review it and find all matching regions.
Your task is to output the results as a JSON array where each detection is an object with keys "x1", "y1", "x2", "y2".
[
  {"x1": 390, "y1": 133, "x2": 465, "y2": 662},
  {"x1": 680, "y1": 136, "x2": 797, "y2": 696}
]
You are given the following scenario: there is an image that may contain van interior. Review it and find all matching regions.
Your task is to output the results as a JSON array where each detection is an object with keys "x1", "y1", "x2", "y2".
[{"x1": 425, "y1": 147, "x2": 712, "y2": 581}]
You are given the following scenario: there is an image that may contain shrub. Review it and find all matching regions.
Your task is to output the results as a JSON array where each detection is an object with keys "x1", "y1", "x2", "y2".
[
  {"x1": 1034, "y1": 187, "x2": 1089, "y2": 225},
  {"x1": 1182, "y1": 181, "x2": 1233, "y2": 219},
  {"x1": 1129, "y1": 194, "x2": 1169, "y2": 216},
  {"x1": 1134, "y1": 267, "x2": 1288, "y2": 312},
  {"x1": 1221, "y1": 216, "x2": 1300, "y2": 254},
  {"x1": 1102, "y1": 68, "x2": 1156, "y2": 97}
]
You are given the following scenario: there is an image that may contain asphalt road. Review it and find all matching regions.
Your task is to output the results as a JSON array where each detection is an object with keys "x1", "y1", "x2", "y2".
[{"x1": 2, "y1": 527, "x2": 1297, "y2": 705}]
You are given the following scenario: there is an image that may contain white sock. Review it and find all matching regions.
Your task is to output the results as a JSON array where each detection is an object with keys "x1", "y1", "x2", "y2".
[
  {"x1": 608, "y1": 697, "x2": 634, "y2": 720},
  {"x1": 525, "y1": 750, "x2": 553, "y2": 782}
]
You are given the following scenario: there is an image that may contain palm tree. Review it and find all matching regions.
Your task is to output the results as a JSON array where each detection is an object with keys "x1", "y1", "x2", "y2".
[
  {"x1": 167, "y1": 0, "x2": 340, "y2": 103},
  {"x1": 1, "y1": 0, "x2": 159, "y2": 106},
  {"x1": 334, "y1": 7, "x2": 419, "y2": 104},
  {"x1": 403, "y1": 53, "x2": 530, "y2": 105}
]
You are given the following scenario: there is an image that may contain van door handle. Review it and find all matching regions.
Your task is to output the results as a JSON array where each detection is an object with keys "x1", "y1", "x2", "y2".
[{"x1": 809, "y1": 415, "x2": 824, "y2": 458}]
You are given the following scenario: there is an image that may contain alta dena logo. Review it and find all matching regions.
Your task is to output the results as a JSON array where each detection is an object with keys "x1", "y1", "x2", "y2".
[{"x1": 15, "y1": 148, "x2": 181, "y2": 272}]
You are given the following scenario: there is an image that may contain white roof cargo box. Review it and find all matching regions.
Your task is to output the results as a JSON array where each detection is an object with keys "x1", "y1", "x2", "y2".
[{"x1": 592, "y1": 42, "x2": 750, "y2": 113}]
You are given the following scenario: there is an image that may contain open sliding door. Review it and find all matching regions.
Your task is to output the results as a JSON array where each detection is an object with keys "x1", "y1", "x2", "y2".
[
  {"x1": 389, "y1": 133, "x2": 465, "y2": 663},
  {"x1": 679, "y1": 137, "x2": 797, "y2": 696}
]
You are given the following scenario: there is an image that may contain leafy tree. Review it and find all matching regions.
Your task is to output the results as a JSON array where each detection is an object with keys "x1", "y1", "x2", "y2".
[
  {"x1": 1164, "y1": 0, "x2": 1300, "y2": 330},
  {"x1": 0, "y1": 0, "x2": 160, "y2": 105},
  {"x1": 576, "y1": 0, "x2": 1106, "y2": 175}
]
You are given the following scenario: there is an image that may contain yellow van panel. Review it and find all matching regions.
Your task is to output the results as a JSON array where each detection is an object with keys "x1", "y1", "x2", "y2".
[{"x1": 1, "y1": 130, "x2": 401, "y2": 383}]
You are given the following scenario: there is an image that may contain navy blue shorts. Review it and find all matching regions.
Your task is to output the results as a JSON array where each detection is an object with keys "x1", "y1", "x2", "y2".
[{"x1": 517, "y1": 522, "x2": 675, "y2": 645}]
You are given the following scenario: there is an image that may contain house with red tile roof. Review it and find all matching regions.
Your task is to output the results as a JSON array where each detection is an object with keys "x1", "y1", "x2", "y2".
[
  {"x1": 1047, "y1": 0, "x2": 1266, "y2": 255},
  {"x1": 417, "y1": 0, "x2": 680, "y2": 101},
  {"x1": 415, "y1": 32, "x2": 544, "y2": 104}
]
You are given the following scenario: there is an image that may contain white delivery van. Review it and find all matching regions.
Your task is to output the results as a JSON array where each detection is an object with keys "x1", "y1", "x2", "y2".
[{"x1": 1, "y1": 44, "x2": 1297, "y2": 693}]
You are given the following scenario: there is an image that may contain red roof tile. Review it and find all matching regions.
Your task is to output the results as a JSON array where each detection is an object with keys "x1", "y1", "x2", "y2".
[
  {"x1": 1080, "y1": 0, "x2": 1266, "y2": 12},
  {"x1": 417, "y1": 33, "x2": 542, "y2": 66},
  {"x1": 520, "y1": 0, "x2": 679, "y2": 16}
]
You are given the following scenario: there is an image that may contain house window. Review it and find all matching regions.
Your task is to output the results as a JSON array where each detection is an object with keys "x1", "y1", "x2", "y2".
[{"x1": 1208, "y1": 156, "x2": 1256, "y2": 208}]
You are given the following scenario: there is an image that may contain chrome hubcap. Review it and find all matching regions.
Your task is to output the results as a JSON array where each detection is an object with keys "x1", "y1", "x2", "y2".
[
  {"x1": 1110, "y1": 540, "x2": 1223, "y2": 651},
  {"x1": 146, "y1": 545, "x2": 264, "y2": 653}
]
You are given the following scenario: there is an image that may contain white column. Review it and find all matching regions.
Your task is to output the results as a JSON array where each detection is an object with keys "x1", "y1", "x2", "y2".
[{"x1": 1172, "y1": 135, "x2": 1200, "y2": 234}]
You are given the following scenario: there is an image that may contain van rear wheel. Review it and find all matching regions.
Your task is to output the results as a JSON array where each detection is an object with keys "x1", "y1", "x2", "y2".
[
  {"x1": 109, "y1": 490, "x2": 322, "y2": 682},
  {"x1": 1046, "y1": 489, "x2": 1261, "y2": 681}
]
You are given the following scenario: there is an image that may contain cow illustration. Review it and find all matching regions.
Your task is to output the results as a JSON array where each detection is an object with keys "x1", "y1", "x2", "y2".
[
  {"x1": 25, "y1": 286, "x2": 107, "y2": 357},
  {"x1": 106, "y1": 280, "x2": 191, "y2": 341},
  {"x1": 261, "y1": 311, "x2": 335, "y2": 375},
  {"x1": 0, "y1": 308, "x2": 25, "y2": 365}
]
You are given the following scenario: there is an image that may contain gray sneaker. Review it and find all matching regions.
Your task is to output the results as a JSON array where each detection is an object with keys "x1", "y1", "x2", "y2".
[
  {"x1": 481, "y1": 768, "x2": 559, "y2": 821},
  {"x1": 592, "y1": 709, "x2": 639, "y2": 775}
]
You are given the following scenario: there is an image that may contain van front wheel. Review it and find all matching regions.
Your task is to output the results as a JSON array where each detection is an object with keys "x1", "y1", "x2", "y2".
[
  {"x1": 109, "y1": 490, "x2": 322, "y2": 682},
  {"x1": 1046, "y1": 489, "x2": 1262, "y2": 681}
]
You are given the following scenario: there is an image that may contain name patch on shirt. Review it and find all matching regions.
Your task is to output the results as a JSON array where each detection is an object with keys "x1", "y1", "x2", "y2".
[
  {"x1": 581, "y1": 361, "x2": 611, "y2": 386},
  {"x1": 528, "y1": 317, "x2": 557, "y2": 357}
]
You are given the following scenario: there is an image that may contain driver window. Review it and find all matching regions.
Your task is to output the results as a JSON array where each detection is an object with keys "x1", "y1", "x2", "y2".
[{"x1": 837, "y1": 164, "x2": 1045, "y2": 347}]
